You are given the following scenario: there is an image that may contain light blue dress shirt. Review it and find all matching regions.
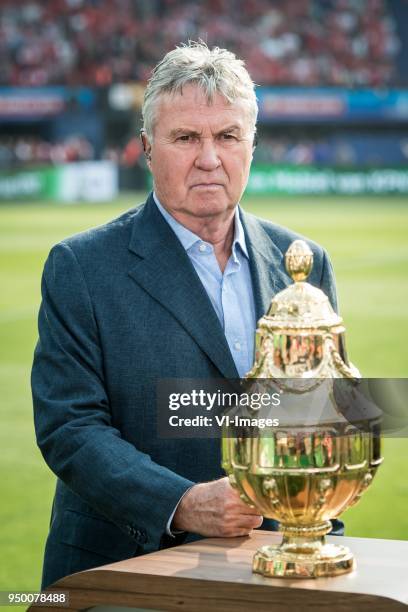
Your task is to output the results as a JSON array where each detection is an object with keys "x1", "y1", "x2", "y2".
[{"x1": 153, "y1": 193, "x2": 256, "y2": 377}]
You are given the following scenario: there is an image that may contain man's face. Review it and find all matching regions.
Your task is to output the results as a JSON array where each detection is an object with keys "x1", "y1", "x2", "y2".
[{"x1": 145, "y1": 84, "x2": 255, "y2": 221}]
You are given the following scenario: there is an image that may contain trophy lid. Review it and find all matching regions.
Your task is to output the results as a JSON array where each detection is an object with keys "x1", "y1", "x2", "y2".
[{"x1": 261, "y1": 240, "x2": 344, "y2": 332}]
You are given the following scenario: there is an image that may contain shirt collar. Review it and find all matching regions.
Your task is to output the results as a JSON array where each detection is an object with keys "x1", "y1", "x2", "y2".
[{"x1": 153, "y1": 192, "x2": 249, "y2": 259}]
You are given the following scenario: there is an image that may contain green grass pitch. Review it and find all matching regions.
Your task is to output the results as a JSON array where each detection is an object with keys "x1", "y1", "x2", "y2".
[{"x1": 0, "y1": 193, "x2": 407, "y2": 591}]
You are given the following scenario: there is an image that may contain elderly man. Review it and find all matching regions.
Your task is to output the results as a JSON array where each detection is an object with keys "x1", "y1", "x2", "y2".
[{"x1": 32, "y1": 42, "x2": 341, "y2": 589}]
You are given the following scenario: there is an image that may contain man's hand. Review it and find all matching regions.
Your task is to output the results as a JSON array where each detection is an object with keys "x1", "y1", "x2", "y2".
[{"x1": 172, "y1": 477, "x2": 263, "y2": 537}]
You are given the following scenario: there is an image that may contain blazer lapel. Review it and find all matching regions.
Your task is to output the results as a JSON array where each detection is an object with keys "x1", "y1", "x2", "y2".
[
  {"x1": 128, "y1": 195, "x2": 239, "y2": 379},
  {"x1": 240, "y1": 209, "x2": 291, "y2": 321}
]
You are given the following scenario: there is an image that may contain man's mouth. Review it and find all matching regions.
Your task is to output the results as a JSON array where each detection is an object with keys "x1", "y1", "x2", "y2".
[{"x1": 191, "y1": 183, "x2": 223, "y2": 189}]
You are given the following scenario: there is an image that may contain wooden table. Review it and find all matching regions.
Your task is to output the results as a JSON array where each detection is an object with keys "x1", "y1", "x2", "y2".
[{"x1": 31, "y1": 531, "x2": 408, "y2": 611}]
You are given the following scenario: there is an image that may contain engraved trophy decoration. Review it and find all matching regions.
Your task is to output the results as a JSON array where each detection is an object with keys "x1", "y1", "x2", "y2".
[{"x1": 222, "y1": 240, "x2": 382, "y2": 578}]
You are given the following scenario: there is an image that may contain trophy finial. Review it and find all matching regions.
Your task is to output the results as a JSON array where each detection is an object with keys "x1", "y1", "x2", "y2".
[{"x1": 285, "y1": 239, "x2": 313, "y2": 282}]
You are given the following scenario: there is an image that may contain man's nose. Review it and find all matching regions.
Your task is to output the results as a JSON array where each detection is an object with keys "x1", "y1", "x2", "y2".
[{"x1": 194, "y1": 138, "x2": 221, "y2": 171}]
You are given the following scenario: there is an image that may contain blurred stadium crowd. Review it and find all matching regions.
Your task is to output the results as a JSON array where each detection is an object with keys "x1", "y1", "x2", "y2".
[
  {"x1": 0, "y1": 135, "x2": 144, "y2": 169},
  {"x1": 0, "y1": 0, "x2": 403, "y2": 88},
  {"x1": 0, "y1": 135, "x2": 94, "y2": 165},
  {"x1": 3, "y1": 131, "x2": 407, "y2": 170}
]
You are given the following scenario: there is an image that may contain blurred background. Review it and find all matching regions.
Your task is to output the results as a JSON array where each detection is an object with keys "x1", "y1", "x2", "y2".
[{"x1": 0, "y1": 0, "x2": 407, "y2": 594}]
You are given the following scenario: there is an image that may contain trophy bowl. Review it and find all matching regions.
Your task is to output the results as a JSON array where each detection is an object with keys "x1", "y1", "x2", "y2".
[{"x1": 221, "y1": 240, "x2": 383, "y2": 579}]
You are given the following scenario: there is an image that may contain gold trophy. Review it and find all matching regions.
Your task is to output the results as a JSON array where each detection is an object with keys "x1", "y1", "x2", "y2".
[{"x1": 222, "y1": 240, "x2": 383, "y2": 578}]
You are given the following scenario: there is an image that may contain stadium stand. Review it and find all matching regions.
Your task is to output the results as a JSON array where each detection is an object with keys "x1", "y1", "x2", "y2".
[
  {"x1": 0, "y1": 0, "x2": 404, "y2": 87},
  {"x1": 0, "y1": 135, "x2": 94, "y2": 167},
  {"x1": 0, "y1": 0, "x2": 407, "y2": 187}
]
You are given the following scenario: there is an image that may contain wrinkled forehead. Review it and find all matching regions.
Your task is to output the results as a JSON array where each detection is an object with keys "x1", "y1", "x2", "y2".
[{"x1": 153, "y1": 85, "x2": 255, "y2": 134}]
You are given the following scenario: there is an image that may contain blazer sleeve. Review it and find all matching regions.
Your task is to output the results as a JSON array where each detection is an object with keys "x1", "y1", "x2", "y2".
[
  {"x1": 31, "y1": 242, "x2": 194, "y2": 552},
  {"x1": 319, "y1": 248, "x2": 339, "y2": 314}
]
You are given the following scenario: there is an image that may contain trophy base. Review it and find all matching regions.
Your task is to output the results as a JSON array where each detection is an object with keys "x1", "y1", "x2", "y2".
[{"x1": 253, "y1": 542, "x2": 355, "y2": 579}]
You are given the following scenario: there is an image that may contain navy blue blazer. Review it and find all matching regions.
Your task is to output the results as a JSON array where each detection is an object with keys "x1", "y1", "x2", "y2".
[{"x1": 32, "y1": 193, "x2": 342, "y2": 588}]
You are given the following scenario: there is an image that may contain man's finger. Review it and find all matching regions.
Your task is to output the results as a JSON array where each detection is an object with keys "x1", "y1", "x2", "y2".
[{"x1": 237, "y1": 515, "x2": 263, "y2": 529}]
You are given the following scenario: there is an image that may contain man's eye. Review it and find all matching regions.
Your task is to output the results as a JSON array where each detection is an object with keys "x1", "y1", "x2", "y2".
[
  {"x1": 176, "y1": 135, "x2": 196, "y2": 142},
  {"x1": 221, "y1": 133, "x2": 237, "y2": 141}
]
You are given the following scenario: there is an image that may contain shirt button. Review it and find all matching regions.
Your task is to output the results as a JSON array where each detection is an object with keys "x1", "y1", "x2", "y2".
[
  {"x1": 234, "y1": 341, "x2": 241, "y2": 351},
  {"x1": 199, "y1": 243, "x2": 207, "y2": 252}
]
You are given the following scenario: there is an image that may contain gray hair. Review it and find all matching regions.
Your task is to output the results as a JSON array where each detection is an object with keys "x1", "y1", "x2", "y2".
[{"x1": 142, "y1": 41, "x2": 258, "y2": 140}]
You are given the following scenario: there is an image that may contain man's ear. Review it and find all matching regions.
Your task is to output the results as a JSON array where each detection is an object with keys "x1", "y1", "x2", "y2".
[{"x1": 140, "y1": 129, "x2": 152, "y2": 163}]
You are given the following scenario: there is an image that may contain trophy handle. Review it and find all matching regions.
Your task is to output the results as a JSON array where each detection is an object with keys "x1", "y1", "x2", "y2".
[{"x1": 330, "y1": 342, "x2": 361, "y2": 379}]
